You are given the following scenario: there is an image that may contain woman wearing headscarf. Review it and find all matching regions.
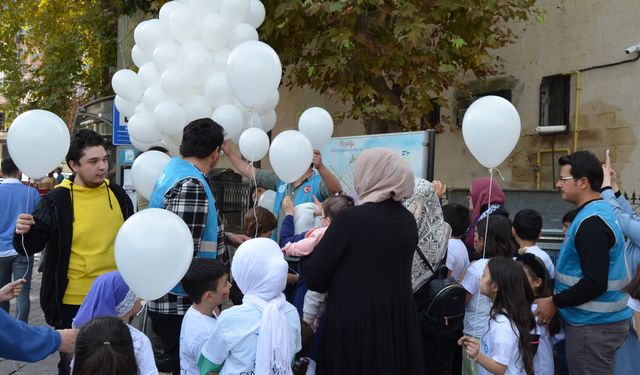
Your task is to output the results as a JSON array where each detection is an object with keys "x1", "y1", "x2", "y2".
[
  {"x1": 302, "y1": 148, "x2": 424, "y2": 374},
  {"x1": 71, "y1": 271, "x2": 157, "y2": 375},
  {"x1": 199, "y1": 238, "x2": 301, "y2": 375},
  {"x1": 464, "y1": 177, "x2": 509, "y2": 252},
  {"x1": 404, "y1": 178, "x2": 459, "y2": 375}
]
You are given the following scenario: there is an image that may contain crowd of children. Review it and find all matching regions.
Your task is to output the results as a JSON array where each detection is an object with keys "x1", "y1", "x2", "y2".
[{"x1": 5, "y1": 166, "x2": 640, "y2": 375}]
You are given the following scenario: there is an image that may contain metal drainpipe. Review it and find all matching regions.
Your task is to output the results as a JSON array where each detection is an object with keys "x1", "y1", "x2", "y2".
[
  {"x1": 567, "y1": 70, "x2": 581, "y2": 152},
  {"x1": 536, "y1": 148, "x2": 572, "y2": 190}
]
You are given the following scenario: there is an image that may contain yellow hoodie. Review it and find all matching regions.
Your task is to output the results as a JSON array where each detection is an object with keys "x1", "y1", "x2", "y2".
[{"x1": 57, "y1": 179, "x2": 124, "y2": 305}]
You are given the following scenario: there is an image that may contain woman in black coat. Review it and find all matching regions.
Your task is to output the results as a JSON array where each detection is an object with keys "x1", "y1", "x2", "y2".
[{"x1": 302, "y1": 148, "x2": 424, "y2": 375}]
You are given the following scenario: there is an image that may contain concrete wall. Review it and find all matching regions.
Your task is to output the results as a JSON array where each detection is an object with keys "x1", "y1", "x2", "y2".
[{"x1": 273, "y1": 0, "x2": 640, "y2": 191}]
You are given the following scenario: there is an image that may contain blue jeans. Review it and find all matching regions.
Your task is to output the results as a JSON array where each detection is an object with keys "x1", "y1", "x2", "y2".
[
  {"x1": 0, "y1": 254, "x2": 34, "y2": 322},
  {"x1": 613, "y1": 323, "x2": 640, "y2": 375}
]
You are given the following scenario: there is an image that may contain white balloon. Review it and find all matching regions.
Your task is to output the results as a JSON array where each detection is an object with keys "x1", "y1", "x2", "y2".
[
  {"x1": 161, "y1": 67, "x2": 194, "y2": 104},
  {"x1": 183, "y1": 48, "x2": 214, "y2": 91},
  {"x1": 134, "y1": 19, "x2": 171, "y2": 55},
  {"x1": 226, "y1": 41, "x2": 282, "y2": 108},
  {"x1": 182, "y1": 40, "x2": 208, "y2": 54},
  {"x1": 254, "y1": 90, "x2": 279, "y2": 114},
  {"x1": 462, "y1": 95, "x2": 521, "y2": 168},
  {"x1": 269, "y1": 130, "x2": 313, "y2": 183},
  {"x1": 159, "y1": 134, "x2": 181, "y2": 157},
  {"x1": 128, "y1": 111, "x2": 161, "y2": 143},
  {"x1": 191, "y1": 0, "x2": 219, "y2": 12},
  {"x1": 239, "y1": 127, "x2": 270, "y2": 162},
  {"x1": 257, "y1": 190, "x2": 276, "y2": 213},
  {"x1": 115, "y1": 209, "x2": 194, "y2": 300},
  {"x1": 211, "y1": 104, "x2": 244, "y2": 139},
  {"x1": 228, "y1": 23, "x2": 259, "y2": 49},
  {"x1": 154, "y1": 101, "x2": 187, "y2": 136},
  {"x1": 143, "y1": 84, "x2": 166, "y2": 112},
  {"x1": 7, "y1": 110, "x2": 70, "y2": 179},
  {"x1": 246, "y1": 0, "x2": 266, "y2": 28},
  {"x1": 138, "y1": 63, "x2": 160, "y2": 89},
  {"x1": 170, "y1": 5, "x2": 199, "y2": 42},
  {"x1": 131, "y1": 151, "x2": 171, "y2": 200},
  {"x1": 182, "y1": 95, "x2": 212, "y2": 122},
  {"x1": 234, "y1": 101, "x2": 250, "y2": 123},
  {"x1": 130, "y1": 137, "x2": 156, "y2": 152},
  {"x1": 200, "y1": 14, "x2": 232, "y2": 52},
  {"x1": 219, "y1": 0, "x2": 250, "y2": 25},
  {"x1": 260, "y1": 110, "x2": 277, "y2": 132},
  {"x1": 134, "y1": 103, "x2": 148, "y2": 114},
  {"x1": 153, "y1": 41, "x2": 184, "y2": 72},
  {"x1": 212, "y1": 48, "x2": 230, "y2": 71},
  {"x1": 114, "y1": 95, "x2": 137, "y2": 118},
  {"x1": 204, "y1": 72, "x2": 234, "y2": 107},
  {"x1": 294, "y1": 202, "x2": 322, "y2": 234},
  {"x1": 159, "y1": 1, "x2": 182, "y2": 30},
  {"x1": 246, "y1": 112, "x2": 263, "y2": 130},
  {"x1": 298, "y1": 107, "x2": 334, "y2": 149},
  {"x1": 131, "y1": 45, "x2": 151, "y2": 68},
  {"x1": 112, "y1": 69, "x2": 143, "y2": 101}
]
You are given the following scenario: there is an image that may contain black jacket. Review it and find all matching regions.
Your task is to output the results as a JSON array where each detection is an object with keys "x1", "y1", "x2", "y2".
[{"x1": 13, "y1": 180, "x2": 133, "y2": 327}]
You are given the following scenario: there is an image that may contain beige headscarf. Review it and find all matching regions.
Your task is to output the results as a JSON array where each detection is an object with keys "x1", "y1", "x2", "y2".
[{"x1": 355, "y1": 148, "x2": 415, "y2": 205}]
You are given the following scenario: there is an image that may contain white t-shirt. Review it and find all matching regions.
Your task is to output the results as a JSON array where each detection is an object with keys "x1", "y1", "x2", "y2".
[
  {"x1": 446, "y1": 238, "x2": 470, "y2": 281},
  {"x1": 478, "y1": 314, "x2": 525, "y2": 375},
  {"x1": 128, "y1": 325, "x2": 158, "y2": 375},
  {"x1": 201, "y1": 303, "x2": 302, "y2": 375},
  {"x1": 180, "y1": 306, "x2": 218, "y2": 375},
  {"x1": 524, "y1": 246, "x2": 555, "y2": 279},
  {"x1": 531, "y1": 304, "x2": 554, "y2": 375},
  {"x1": 461, "y1": 258, "x2": 491, "y2": 337}
]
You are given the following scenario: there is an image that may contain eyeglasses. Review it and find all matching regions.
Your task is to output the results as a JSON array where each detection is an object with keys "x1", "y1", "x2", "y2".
[
  {"x1": 219, "y1": 149, "x2": 225, "y2": 157},
  {"x1": 557, "y1": 176, "x2": 575, "y2": 184}
]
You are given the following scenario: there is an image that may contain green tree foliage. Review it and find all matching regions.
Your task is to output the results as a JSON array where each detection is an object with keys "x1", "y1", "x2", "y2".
[
  {"x1": 0, "y1": 0, "x2": 122, "y2": 123},
  {"x1": 261, "y1": 0, "x2": 539, "y2": 134}
]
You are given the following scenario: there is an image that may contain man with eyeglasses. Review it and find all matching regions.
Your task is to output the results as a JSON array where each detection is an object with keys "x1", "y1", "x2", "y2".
[
  {"x1": 14, "y1": 128, "x2": 134, "y2": 374},
  {"x1": 535, "y1": 151, "x2": 630, "y2": 374}
]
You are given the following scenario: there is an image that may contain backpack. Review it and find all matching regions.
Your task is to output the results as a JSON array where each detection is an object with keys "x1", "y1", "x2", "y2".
[{"x1": 413, "y1": 248, "x2": 467, "y2": 338}]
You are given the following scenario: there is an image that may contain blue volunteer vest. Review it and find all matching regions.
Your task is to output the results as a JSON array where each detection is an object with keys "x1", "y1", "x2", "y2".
[
  {"x1": 272, "y1": 173, "x2": 323, "y2": 219},
  {"x1": 555, "y1": 200, "x2": 631, "y2": 325},
  {"x1": 149, "y1": 157, "x2": 218, "y2": 296}
]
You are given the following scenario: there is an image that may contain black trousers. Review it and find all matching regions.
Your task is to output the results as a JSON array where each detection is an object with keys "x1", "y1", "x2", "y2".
[
  {"x1": 55, "y1": 304, "x2": 80, "y2": 375},
  {"x1": 148, "y1": 311, "x2": 185, "y2": 375}
]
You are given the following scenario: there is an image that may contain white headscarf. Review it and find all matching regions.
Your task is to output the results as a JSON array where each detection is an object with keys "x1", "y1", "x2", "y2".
[{"x1": 232, "y1": 238, "x2": 292, "y2": 375}]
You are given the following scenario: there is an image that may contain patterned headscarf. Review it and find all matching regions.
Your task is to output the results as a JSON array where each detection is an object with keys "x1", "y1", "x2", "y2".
[
  {"x1": 403, "y1": 178, "x2": 451, "y2": 292},
  {"x1": 354, "y1": 148, "x2": 415, "y2": 205},
  {"x1": 72, "y1": 271, "x2": 137, "y2": 328}
]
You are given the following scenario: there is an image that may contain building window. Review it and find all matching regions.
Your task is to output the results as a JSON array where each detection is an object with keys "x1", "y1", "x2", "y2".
[
  {"x1": 539, "y1": 74, "x2": 570, "y2": 128},
  {"x1": 0, "y1": 112, "x2": 5, "y2": 130},
  {"x1": 456, "y1": 90, "x2": 512, "y2": 127}
]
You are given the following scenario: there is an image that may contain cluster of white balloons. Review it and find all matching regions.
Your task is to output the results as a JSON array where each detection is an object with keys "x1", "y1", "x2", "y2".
[{"x1": 113, "y1": 0, "x2": 279, "y2": 156}]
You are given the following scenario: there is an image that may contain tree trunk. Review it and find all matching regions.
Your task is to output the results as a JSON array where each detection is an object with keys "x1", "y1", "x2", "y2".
[{"x1": 363, "y1": 117, "x2": 404, "y2": 135}]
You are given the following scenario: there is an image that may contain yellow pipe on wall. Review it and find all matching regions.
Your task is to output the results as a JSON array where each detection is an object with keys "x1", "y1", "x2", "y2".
[
  {"x1": 566, "y1": 70, "x2": 581, "y2": 152},
  {"x1": 536, "y1": 148, "x2": 572, "y2": 190}
]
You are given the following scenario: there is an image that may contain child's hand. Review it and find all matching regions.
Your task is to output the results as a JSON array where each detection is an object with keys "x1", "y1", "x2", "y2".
[
  {"x1": 432, "y1": 180, "x2": 447, "y2": 198},
  {"x1": 0, "y1": 279, "x2": 25, "y2": 302},
  {"x1": 283, "y1": 196, "x2": 294, "y2": 216},
  {"x1": 458, "y1": 336, "x2": 480, "y2": 359},
  {"x1": 313, "y1": 195, "x2": 323, "y2": 217}
]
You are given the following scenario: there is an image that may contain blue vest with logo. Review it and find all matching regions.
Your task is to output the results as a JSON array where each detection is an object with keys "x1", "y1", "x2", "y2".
[
  {"x1": 555, "y1": 200, "x2": 631, "y2": 325},
  {"x1": 149, "y1": 157, "x2": 218, "y2": 296},
  {"x1": 272, "y1": 173, "x2": 323, "y2": 219}
]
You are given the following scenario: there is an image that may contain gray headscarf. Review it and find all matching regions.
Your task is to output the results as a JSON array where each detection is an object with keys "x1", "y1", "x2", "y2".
[{"x1": 403, "y1": 178, "x2": 451, "y2": 292}]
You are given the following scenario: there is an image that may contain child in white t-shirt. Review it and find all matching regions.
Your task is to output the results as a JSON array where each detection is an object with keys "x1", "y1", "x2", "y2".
[
  {"x1": 459, "y1": 257, "x2": 537, "y2": 375},
  {"x1": 199, "y1": 238, "x2": 301, "y2": 375},
  {"x1": 460, "y1": 215, "x2": 515, "y2": 374},
  {"x1": 512, "y1": 209, "x2": 555, "y2": 279},
  {"x1": 179, "y1": 259, "x2": 230, "y2": 375},
  {"x1": 442, "y1": 203, "x2": 471, "y2": 281},
  {"x1": 516, "y1": 253, "x2": 556, "y2": 375}
]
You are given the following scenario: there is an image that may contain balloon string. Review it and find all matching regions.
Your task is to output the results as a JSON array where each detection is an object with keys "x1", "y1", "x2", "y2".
[
  {"x1": 471, "y1": 168, "x2": 494, "y2": 340},
  {"x1": 250, "y1": 162, "x2": 259, "y2": 239},
  {"x1": 16, "y1": 178, "x2": 33, "y2": 321}
]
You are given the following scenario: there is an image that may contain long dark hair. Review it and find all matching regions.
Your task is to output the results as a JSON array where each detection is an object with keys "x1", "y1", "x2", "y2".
[
  {"x1": 73, "y1": 317, "x2": 138, "y2": 375},
  {"x1": 486, "y1": 257, "x2": 536, "y2": 375},
  {"x1": 516, "y1": 253, "x2": 560, "y2": 336},
  {"x1": 476, "y1": 215, "x2": 516, "y2": 258}
]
